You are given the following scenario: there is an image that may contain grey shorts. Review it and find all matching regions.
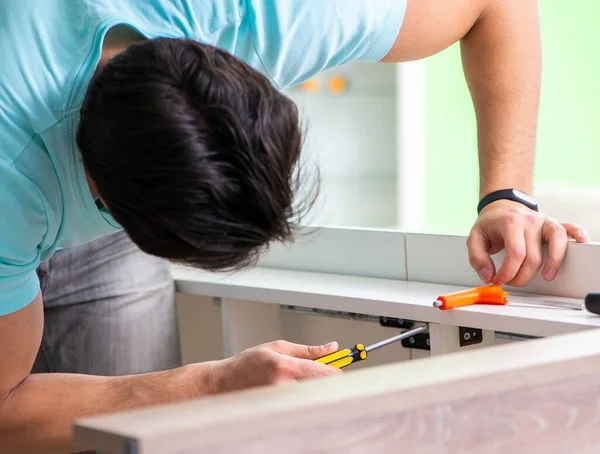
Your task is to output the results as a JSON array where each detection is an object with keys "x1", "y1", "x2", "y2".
[{"x1": 32, "y1": 230, "x2": 181, "y2": 452}]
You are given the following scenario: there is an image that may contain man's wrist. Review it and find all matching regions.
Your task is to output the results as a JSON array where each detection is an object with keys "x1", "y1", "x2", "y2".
[
  {"x1": 179, "y1": 361, "x2": 223, "y2": 397},
  {"x1": 479, "y1": 181, "x2": 533, "y2": 199}
]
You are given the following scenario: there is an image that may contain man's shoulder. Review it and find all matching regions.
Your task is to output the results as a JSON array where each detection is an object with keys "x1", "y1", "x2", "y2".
[{"x1": 0, "y1": 0, "x2": 117, "y2": 133}]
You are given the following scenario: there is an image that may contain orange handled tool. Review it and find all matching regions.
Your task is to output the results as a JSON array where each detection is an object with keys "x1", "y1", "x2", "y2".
[
  {"x1": 433, "y1": 285, "x2": 584, "y2": 311},
  {"x1": 433, "y1": 285, "x2": 509, "y2": 310}
]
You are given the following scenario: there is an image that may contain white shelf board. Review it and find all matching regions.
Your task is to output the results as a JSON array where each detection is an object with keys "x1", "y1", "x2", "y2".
[{"x1": 172, "y1": 265, "x2": 600, "y2": 338}]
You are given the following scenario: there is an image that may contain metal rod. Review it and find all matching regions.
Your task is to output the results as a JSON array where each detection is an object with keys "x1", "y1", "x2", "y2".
[
  {"x1": 507, "y1": 297, "x2": 584, "y2": 311},
  {"x1": 365, "y1": 326, "x2": 428, "y2": 353}
]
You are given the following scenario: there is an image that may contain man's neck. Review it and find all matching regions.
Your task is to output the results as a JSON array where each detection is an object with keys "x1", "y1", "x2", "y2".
[{"x1": 99, "y1": 24, "x2": 145, "y2": 67}]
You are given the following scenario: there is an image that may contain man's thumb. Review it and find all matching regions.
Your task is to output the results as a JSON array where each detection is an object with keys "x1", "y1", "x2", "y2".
[{"x1": 296, "y1": 341, "x2": 339, "y2": 360}]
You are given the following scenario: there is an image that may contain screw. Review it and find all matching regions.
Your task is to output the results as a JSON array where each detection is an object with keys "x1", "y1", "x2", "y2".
[
  {"x1": 463, "y1": 332, "x2": 471, "y2": 341},
  {"x1": 426, "y1": 338, "x2": 430, "y2": 346},
  {"x1": 409, "y1": 337, "x2": 415, "y2": 344}
]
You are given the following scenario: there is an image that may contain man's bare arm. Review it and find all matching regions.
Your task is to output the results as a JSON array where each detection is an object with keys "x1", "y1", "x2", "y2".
[
  {"x1": 382, "y1": 0, "x2": 587, "y2": 286},
  {"x1": 382, "y1": 0, "x2": 538, "y2": 195},
  {"x1": 459, "y1": 0, "x2": 540, "y2": 198},
  {"x1": 0, "y1": 293, "x2": 213, "y2": 454}
]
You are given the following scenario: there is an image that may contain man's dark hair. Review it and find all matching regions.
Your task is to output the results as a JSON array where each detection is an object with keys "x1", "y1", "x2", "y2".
[{"x1": 77, "y1": 38, "x2": 318, "y2": 271}]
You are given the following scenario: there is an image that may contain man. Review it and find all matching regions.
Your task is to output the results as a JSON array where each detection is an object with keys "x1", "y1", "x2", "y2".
[{"x1": 0, "y1": 0, "x2": 589, "y2": 452}]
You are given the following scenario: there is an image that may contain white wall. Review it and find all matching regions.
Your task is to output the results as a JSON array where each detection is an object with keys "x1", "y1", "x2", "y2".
[{"x1": 285, "y1": 63, "x2": 398, "y2": 229}]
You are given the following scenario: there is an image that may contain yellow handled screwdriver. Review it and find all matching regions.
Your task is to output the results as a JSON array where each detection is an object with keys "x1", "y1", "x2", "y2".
[{"x1": 315, "y1": 326, "x2": 427, "y2": 369}]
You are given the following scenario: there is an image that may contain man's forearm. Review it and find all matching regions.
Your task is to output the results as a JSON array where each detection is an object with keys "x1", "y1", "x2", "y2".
[
  {"x1": 0, "y1": 364, "x2": 215, "y2": 454},
  {"x1": 460, "y1": 0, "x2": 541, "y2": 198}
]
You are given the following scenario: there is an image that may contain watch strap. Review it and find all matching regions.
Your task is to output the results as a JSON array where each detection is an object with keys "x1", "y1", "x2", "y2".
[{"x1": 477, "y1": 189, "x2": 538, "y2": 215}]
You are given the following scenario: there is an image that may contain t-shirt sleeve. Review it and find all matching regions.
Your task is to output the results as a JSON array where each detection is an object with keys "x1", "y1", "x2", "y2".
[
  {"x1": 0, "y1": 164, "x2": 46, "y2": 316},
  {"x1": 243, "y1": 0, "x2": 407, "y2": 89}
]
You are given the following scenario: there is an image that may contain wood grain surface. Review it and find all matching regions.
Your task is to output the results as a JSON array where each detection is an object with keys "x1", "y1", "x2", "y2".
[
  {"x1": 197, "y1": 373, "x2": 600, "y2": 454},
  {"x1": 74, "y1": 328, "x2": 600, "y2": 453}
]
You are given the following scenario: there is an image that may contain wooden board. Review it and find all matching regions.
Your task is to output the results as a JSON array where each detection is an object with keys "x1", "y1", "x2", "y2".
[{"x1": 73, "y1": 328, "x2": 600, "y2": 453}]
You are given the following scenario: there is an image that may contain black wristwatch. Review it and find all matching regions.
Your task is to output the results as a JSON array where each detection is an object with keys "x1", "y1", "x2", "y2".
[{"x1": 477, "y1": 189, "x2": 538, "y2": 215}]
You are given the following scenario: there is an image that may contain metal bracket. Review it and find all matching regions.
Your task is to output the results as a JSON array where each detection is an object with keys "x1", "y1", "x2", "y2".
[
  {"x1": 378, "y1": 317, "x2": 414, "y2": 329},
  {"x1": 459, "y1": 327, "x2": 483, "y2": 347},
  {"x1": 401, "y1": 331, "x2": 431, "y2": 350},
  {"x1": 124, "y1": 438, "x2": 139, "y2": 454},
  {"x1": 401, "y1": 326, "x2": 483, "y2": 351}
]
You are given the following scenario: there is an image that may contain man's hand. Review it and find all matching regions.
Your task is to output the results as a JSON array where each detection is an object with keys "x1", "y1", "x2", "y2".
[
  {"x1": 205, "y1": 340, "x2": 343, "y2": 393},
  {"x1": 467, "y1": 200, "x2": 590, "y2": 287}
]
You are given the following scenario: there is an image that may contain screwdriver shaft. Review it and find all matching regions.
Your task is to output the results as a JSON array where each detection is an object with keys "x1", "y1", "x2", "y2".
[{"x1": 365, "y1": 326, "x2": 427, "y2": 353}]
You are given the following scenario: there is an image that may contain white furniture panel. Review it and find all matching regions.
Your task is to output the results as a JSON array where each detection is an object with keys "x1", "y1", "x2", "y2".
[
  {"x1": 173, "y1": 265, "x2": 600, "y2": 338},
  {"x1": 258, "y1": 226, "x2": 407, "y2": 280},
  {"x1": 405, "y1": 232, "x2": 600, "y2": 299},
  {"x1": 221, "y1": 299, "x2": 282, "y2": 357}
]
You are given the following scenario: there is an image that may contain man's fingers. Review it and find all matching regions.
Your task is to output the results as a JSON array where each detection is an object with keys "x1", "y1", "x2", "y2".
[
  {"x1": 300, "y1": 342, "x2": 340, "y2": 360},
  {"x1": 467, "y1": 228, "x2": 495, "y2": 283},
  {"x1": 541, "y1": 220, "x2": 587, "y2": 282},
  {"x1": 492, "y1": 224, "x2": 526, "y2": 285},
  {"x1": 541, "y1": 220, "x2": 568, "y2": 281},
  {"x1": 264, "y1": 340, "x2": 344, "y2": 382},
  {"x1": 507, "y1": 224, "x2": 543, "y2": 287},
  {"x1": 267, "y1": 340, "x2": 339, "y2": 360},
  {"x1": 562, "y1": 222, "x2": 590, "y2": 243}
]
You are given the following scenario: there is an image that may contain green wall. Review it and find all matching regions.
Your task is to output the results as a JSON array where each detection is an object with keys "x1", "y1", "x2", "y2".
[{"x1": 424, "y1": 1, "x2": 600, "y2": 234}]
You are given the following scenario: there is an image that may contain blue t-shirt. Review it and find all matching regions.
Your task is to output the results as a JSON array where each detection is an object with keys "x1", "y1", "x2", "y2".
[{"x1": 0, "y1": 0, "x2": 406, "y2": 316}]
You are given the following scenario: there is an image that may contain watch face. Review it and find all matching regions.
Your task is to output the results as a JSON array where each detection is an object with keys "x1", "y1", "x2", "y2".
[{"x1": 512, "y1": 189, "x2": 537, "y2": 205}]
